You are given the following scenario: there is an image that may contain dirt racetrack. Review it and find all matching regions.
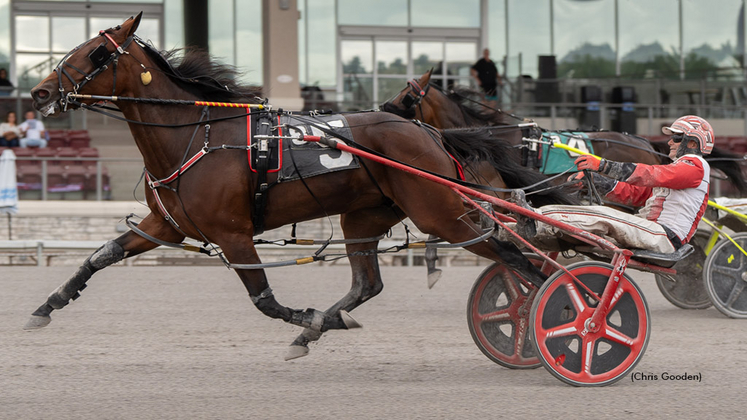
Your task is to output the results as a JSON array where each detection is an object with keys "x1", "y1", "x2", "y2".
[{"x1": 1, "y1": 265, "x2": 745, "y2": 419}]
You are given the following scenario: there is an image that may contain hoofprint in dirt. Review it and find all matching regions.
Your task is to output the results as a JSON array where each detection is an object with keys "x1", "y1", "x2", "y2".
[{"x1": 1, "y1": 265, "x2": 744, "y2": 419}]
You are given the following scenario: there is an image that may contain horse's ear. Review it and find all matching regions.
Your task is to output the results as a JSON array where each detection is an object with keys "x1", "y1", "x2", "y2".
[
  {"x1": 124, "y1": 12, "x2": 143, "y2": 38},
  {"x1": 422, "y1": 69, "x2": 433, "y2": 84}
]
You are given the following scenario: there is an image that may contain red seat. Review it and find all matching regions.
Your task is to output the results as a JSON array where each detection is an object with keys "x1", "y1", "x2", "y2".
[
  {"x1": 68, "y1": 137, "x2": 90, "y2": 149},
  {"x1": 85, "y1": 165, "x2": 110, "y2": 193},
  {"x1": 16, "y1": 165, "x2": 42, "y2": 190},
  {"x1": 46, "y1": 165, "x2": 66, "y2": 190},
  {"x1": 13, "y1": 147, "x2": 37, "y2": 167},
  {"x1": 56, "y1": 147, "x2": 79, "y2": 166},
  {"x1": 47, "y1": 138, "x2": 67, "y2": 149},
  {"x1": 63, "y1": 165, "x2": 88, "y2": 193}
]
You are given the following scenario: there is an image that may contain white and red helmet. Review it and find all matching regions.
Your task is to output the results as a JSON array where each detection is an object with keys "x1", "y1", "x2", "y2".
[{"x1": 662, "y1": 115, "x2": 715, "y2": 155}]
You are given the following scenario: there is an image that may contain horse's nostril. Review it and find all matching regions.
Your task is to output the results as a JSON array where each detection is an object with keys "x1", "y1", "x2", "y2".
[{"x1": 37, "y1": 90, "x2": 49, "y2": 99}]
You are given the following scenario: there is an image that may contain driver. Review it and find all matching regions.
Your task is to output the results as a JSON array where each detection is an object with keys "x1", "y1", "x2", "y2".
[{"x1": 514, "y1": 115, "x2": 713, "y2": 254}]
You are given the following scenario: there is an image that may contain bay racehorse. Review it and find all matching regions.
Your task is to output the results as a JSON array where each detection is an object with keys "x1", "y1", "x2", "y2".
[
  {"x1": 26, "y1": 14, "x2": 574, "y2": 359},
  {"x1": 382, "y1": 70, "x2": 747, "y2": 194}
]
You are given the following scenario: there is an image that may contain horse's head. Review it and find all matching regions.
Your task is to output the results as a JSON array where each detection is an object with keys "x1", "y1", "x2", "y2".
[
  {"x1": 31, "y1": 13, "x2": 144, "y2": 117},
  {"x1": 380, "y1": 70, "x2": 436, "y2": 122}
]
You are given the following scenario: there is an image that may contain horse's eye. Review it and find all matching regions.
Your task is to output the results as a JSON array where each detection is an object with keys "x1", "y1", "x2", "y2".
[{"x1": 88, "y1": 44, "x2": 110, "y2": 67}]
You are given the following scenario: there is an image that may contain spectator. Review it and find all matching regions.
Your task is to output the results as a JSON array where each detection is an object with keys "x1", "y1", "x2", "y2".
[
  {"x1": 0, "y1": 111, "x2": 21, "y2": 147},
  {"x1": 0, "y1": 68, "x2": 13, "y2": 96},
  {"x1": 471, "y1": 49, "x2": 502, "y2": 106},
  {"x1": 19, "y1": 111, "x2": 47, "y2": 148}
]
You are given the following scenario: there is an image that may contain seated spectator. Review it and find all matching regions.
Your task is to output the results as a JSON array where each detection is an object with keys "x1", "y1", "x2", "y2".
[
  {"x1": 0, "y1": 68, "x2": 13, "y2": 96},
  {"x1": 19, "y1": 110, "x2": 47, "y2": 148},
  {"x1": 0, "y1": 111, "x2": 21, "y2": 147}
]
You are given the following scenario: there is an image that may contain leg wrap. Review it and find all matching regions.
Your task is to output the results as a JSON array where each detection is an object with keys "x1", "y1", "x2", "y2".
[
  {"x1": 290, "y1": 308, "x2": 326, "y2": 331},
  {"x1": 251, "y1": 288, "x2": 293, "y2": 321},
  {"x1": 46, "y1": 241, "x2": 125, "y2": 310}
]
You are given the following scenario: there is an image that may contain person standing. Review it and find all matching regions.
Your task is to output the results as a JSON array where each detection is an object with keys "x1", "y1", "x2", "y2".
[
  {"x1": 471, "y1": 48, "x2": 502, "y2": 106},
  {"x1": 0, "y1": 111, "x2": 21, "y2": 147},
  {"x1": 19, "y1": 111, "x2": 47, "y2": 148},
  {"x1": 0, "y1": 68, "x2": 13, "y2": 96}
]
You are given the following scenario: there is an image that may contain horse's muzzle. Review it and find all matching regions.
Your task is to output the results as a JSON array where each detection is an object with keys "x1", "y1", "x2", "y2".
[{"x1": 31, "y1": 82, "x2": 62, "y2": 117}]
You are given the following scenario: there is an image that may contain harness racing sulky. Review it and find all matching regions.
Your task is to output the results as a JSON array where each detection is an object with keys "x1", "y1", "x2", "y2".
[{"x1": 24, "y1": 14, "x2": 744, "y2": 387}]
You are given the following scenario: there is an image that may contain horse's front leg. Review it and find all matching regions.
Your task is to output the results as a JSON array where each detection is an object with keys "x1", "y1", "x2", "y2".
[
  {"x1": 24, "y1": 213, "x2": 184, "y2": 330},
  {"x1": 286, "y1": 208, "x2": 399, "y2": 360}
]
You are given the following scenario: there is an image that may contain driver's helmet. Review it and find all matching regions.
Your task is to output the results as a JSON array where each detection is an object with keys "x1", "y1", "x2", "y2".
[{"x1": 661, "y1": 115, "x2": 714, "y2": 155}]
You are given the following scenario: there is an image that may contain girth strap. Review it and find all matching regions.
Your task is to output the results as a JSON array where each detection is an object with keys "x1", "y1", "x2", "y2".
[{"x1": 251, "y1": 112, "x2": 277, "y2": 235}]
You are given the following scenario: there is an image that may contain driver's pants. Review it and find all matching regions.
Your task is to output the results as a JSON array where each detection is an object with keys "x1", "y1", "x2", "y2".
[{"x1": 535, "y1": 205, "x2": 677, "y2": 254}]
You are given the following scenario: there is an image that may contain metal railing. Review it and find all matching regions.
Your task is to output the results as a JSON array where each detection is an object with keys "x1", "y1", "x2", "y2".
[{"x1": 15, "y1": 156, "x2": 142, "y2": 201}]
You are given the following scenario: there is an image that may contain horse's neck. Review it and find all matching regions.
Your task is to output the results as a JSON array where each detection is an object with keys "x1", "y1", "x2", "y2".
[{"x1": 118, "y1": 83, "x2": 207, "y2": 178}]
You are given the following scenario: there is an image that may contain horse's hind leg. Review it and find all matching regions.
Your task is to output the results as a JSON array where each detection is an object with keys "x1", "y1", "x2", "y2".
[
  {"x1": 286, "y1": 207, "x2": 399, "y2": 360},
  {"x1": 24, "y1": 213, "x2": 184, "y2": 330}
]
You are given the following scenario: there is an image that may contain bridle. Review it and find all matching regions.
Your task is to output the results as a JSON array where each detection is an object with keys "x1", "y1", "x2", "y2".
[
  {"x1": 401, "y1": 78, "x2": 430, "y2": 110},
  {"x1": 51, "y1": 28, "x2": 137, "y2": 113}
]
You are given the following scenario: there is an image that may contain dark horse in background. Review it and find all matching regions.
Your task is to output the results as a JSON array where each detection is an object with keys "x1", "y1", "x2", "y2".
[
  {"x1": 26, "y1": 14, "x2": 575, "y2": 360},
  {"x1": 382, "y1": 70, "x2": 747, "y2": 195}
]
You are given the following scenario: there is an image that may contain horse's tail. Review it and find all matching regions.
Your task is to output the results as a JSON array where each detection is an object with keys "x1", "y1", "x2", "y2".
[
  {"x1": 707, "y1": 147, "x2": 747, "y2": 196},
  {"x1": 439, "y1": 127, "x2": 579, "y2": 206}
]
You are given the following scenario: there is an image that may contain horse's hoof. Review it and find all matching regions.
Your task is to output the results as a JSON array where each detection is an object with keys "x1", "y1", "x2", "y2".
[
  {"x1": 285, "y1": 345, "x2": 309, "y2": 361},
  {"x1": 427, "y1": 269, "x2": 443, "y2": 289},
  {"x1": 340, "y1": 310, "x2": 362, "y2": 329},
  {"x1": 24, "y1": 315, "x2": 51, "y2": 330}
]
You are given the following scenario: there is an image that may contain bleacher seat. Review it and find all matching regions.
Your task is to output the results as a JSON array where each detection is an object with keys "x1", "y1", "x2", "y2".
[
  {"x1": 34, "y1": 147, "x2": 57, "y2": 164},
  {"x1": 67, "y1": 132, "x2": 91, "y2": 149},
  {"x1": 47, "y1": 137, "x2": 67, "y2": 149},
  {"x1": 56, "y1": 147, "x2": 79, "y2": 166},
  {"x1": 13, "y1": 148, "x2": 36, "y2": 167}
]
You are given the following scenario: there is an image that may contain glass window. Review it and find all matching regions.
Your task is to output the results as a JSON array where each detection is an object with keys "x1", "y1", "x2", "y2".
[
  {"x1": 338, "y1": 0, "x2": 407, "y2": 26},
  {"x1": 16, "y1": 15, "x2": 50, "y2": 52},
  {"x1": 446, "y1": 41, "x2": 477, "y2": 78},
  {"x1": 619, "y1": 0, "x2": 679, "y2": 79},
  {"x1": 209, "y1": 0, "x2": 235, "y2": 65},
  {"x1": 0, "y1": 0, "x2": 10, "y2": 71},
  {"x1": 412, "y1": 41, "x2": 443, "y2": 76},
  {"x1": 507, "y1": 0, "x2": 551, "y2": 78},
  {"x1": 410, "y1": 0, "x2": 480, "y2": 27},
  {"x1": 236, "y1": 0, "x2": 262, "y2": 86},
  {"x1": 164, "y1": 0, "x2": 184, "y2": 48},
  {"x1": 307, "y1": 0, "x2": 336, "y2": 86},
  {"x1": 487, "y1": 0, "x2": 507, "y2": 68},
  {"x1": 554, "y1": 0, "x2": 615, "y2": 78},
  {"x1": 683, "y1": 0, "x2": 743, "y2": 80},
  {"x1": 376, "y1": 40, "x2": 407, "y2": 75},
  {"x1": 342, "y1": 40, "x2": 373, "y2": 74},
  {"x1": 14, "y1": 53, "x2": 54, "y2": 91},
  {"x1": 378, "y1": 76, "x2": 408, "y2": 103},
  {"x1": 52, "y1": 17, "x2": 86, "y2": 52},
  {"x1": 342, "y1": 75, "x2": 373, "y2": 110}
]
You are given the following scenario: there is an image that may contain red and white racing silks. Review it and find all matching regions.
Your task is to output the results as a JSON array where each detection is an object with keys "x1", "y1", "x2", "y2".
[{"x1": 606, "y1": 154, "x2": 710, "y2": 243}]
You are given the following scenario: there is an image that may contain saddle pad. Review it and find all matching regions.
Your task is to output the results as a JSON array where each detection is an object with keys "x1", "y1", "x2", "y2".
[
  {"x1": 276, "y1": 114, "x2": 360, "y2": 182},
  {"x1": 538, "y1": 131, "x2": 595, "y2": 175}
]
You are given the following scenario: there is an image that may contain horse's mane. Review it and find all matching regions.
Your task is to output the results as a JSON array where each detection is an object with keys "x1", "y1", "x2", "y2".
[
  {"x1": 140, "y1": 42, "x2": 262, "y2": 103},
  {"x1": 444, "y1": 86, "x2": 525, "y2": 127},
  {"x1": 440, "y1": 127, "x2": 579, "y2": 206}
]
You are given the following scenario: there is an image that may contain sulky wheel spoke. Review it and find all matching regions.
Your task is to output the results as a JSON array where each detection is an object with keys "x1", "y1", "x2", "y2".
[
  {"x1": 503, "y1": 275, "x2": 522, "y2": 300},
  {"x1": 712, "y1": 264, "x2": 743, "y2": 277},
  {"x1": 581, "y1": 336, "x2": 595, "y2": 375},
  {"x1": 477, "y1": 308, "x2": 512, "y2": 324},
  {"x1": 564, "y1": 281, "x2": 589, "y2": 313},
  {"x1": 724, "y1": 282, "x2": 746, "y2": 309},
  {"x1": 543, "y1": 323, "x2": 578, "y2": 339},
  {"x1": 602, "y1": 325, "x2": 638, "y2": 348}
]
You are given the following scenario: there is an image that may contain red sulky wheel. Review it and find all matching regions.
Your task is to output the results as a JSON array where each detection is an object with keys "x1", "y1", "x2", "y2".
[
  {"x1": 530, "y1": 261, "x2": 651, "y2": 386},
  {"x1": 467, "y1": 255, "x2": 544, "y2": 369}
]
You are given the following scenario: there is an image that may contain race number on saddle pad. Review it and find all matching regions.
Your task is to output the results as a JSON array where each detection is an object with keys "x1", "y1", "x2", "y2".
[
  {"x1": 276, "y1": 114, "x2": 360, "y2": 182},
  {"x1": 247, "y1": 113, "x2": 360, "y2": 181},
  {"x1": 538, "y1": 131, "x2": 595, "y2": 175}
]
